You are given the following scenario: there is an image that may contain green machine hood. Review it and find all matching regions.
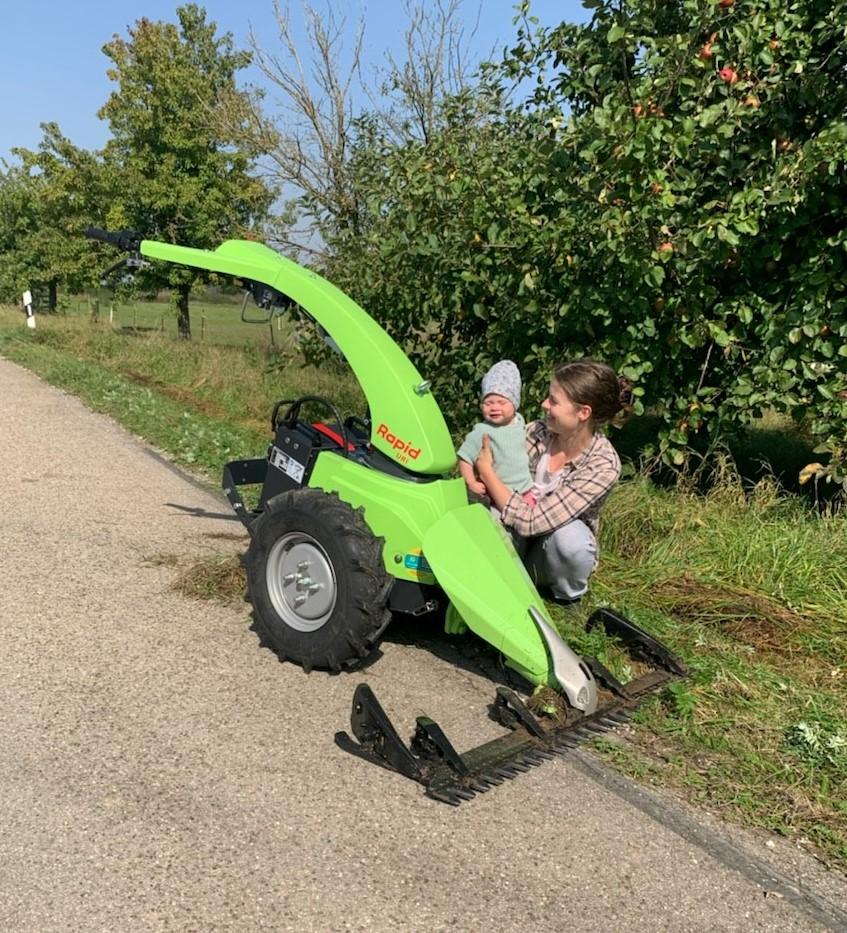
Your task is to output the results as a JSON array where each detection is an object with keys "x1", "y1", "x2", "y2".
[
  {"x1": 422, "y1": 503, "x2": 599, "y2": 712},
  {"x1": 140, "y1": 238, "x2": 456, "y2": 475}
]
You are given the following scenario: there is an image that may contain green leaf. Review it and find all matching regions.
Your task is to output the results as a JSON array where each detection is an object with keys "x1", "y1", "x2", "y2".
[
  {"x1": 717, "y1": 225, "x2": 740, "y2": 247},
  {"x1": 645, "y1": 266, "x2": 665, "y2": 288},
  {"x1": 710, "y1": 325, "x2": 731, "y2": 348}
]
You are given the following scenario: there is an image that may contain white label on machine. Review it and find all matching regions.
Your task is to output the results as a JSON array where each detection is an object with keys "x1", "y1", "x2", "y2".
[{"x1": 270, "y1": 446, "x2": 305, "y2": 484}]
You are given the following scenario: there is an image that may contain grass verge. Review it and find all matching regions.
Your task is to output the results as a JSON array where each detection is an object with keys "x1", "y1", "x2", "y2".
[
  {"x1": 556, "y1": 474, "x2": 846, "y2": 869},
  {"x1": 2, "y1": 305, "x2": 844, "y2": 871},
  {"x1": 0, "y1": 307, "x2": 364, "y2": 479}
]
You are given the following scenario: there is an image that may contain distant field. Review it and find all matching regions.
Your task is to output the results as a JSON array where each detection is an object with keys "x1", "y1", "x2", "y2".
[{"x1": 62, "y1": 290, "x2": 291, "y2": 347}]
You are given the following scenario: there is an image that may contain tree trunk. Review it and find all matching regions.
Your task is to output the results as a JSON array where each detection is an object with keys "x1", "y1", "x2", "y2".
[
  {"x1": 48, "y1": 280, "x2": 58, "y2": 313},
  {"x1": 176, "y1": 283, "x2": 191, "y2": 339}
]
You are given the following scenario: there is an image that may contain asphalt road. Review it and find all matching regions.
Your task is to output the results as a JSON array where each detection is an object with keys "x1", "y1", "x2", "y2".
[{"x1": 2, "y1": 356, "x2": 846, "y2": 932}]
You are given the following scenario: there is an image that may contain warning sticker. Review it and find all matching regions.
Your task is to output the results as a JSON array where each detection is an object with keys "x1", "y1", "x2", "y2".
[
  {"x1": 403, "y1": 549, "x2": 435, "y2": 583},
  {"x1": 270, "y1": 446, "x2": 305, "y2": 484}
]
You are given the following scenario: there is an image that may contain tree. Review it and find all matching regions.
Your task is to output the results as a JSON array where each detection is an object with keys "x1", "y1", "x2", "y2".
[
  {"x1": 495, "y1": 0, "x2": 847, "y2": 477},
  {"x1": 3, "y1": 124, "x2": 107, "y2": 309},
  {"x1": 0, "y1": 162, "x2": 40, "y2": 304},
  {"x1": 99, "y1": 3, "x2": 274, "y2": 337},
  {"x1": 372, "y1": 0, "x2": 480, "y2": 147},
  {"x1": 324, "y1": 89, "x2": 533, "y2": 430},
  {"x1": 325, "y1": 0, "x2": 847, "y2": 482},
  {"x1": 216, "y1": 0, "x2": 479, "y2": 256}
]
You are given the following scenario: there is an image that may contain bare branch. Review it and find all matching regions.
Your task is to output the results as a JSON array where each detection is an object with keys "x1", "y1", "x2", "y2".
[
  {"x1": 373, "y1": 0, "x2": 481, "y2": 145},
  {"x1": 212, "y1": 0, "x2": 484, "y2": 256}
]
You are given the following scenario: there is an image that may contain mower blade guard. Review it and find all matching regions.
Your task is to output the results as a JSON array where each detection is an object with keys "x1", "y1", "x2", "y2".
[
  {"x1": 421, "y1": 504, "x2": 597, "y2": 711},
  {"x1": 336, "y1": 664, "x2": 680, "y2": 805},
  {"x1": 338, "y1": 509, "x2": 690, "y2": 805},
  {"x1": 336, "y1": 610, "x2": 687, "y2": 804}
]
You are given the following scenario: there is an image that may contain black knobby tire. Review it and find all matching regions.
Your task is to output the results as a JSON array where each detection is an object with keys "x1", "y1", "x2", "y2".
[{"x1": 245, "y1": 488, "x2": 392, "y2": 672}]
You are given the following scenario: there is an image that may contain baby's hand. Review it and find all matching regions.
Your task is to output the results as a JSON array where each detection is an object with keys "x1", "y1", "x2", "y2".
[
  {"x1": 469, "y1": 480, "x2": 488, "y2": 496},
  {"x1": 521, "y1": 491, "x2": 538, "y2": 507}
]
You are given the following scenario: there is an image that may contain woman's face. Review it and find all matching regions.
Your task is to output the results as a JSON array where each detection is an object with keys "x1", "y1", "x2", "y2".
[{"x1": 541, "y1": 380, "x2": 592, "y2": 435}]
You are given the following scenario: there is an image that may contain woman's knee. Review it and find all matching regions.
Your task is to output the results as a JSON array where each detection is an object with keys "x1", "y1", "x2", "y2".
[
  {"x1": 546, "y1": 521, "x2": 596, "y2": 566},
  {"x1": 527, "y1": 520, "x2": 597, "y2": 601}
]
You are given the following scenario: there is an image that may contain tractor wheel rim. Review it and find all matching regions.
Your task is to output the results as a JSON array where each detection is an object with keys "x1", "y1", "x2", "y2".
[{"x1": 266, "y1": 532, "x2": 337, "y2": 632}]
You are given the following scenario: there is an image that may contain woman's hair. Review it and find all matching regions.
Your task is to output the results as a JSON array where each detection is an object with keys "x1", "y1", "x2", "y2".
[{"x1": 552, "y1": 360, "x2": 634, "y2": 425}]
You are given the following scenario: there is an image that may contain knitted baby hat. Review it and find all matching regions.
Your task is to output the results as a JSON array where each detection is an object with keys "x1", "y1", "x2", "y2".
[{"x1": 481, "y1": 359, "x2": 521, "y2": 410}]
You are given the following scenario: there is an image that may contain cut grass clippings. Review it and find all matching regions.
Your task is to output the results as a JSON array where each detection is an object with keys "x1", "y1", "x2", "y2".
[
  {"x1": 148, "y1": 552, "x2": 248, "y2": 604},
  {"x1": 2, "y1": 303, "x2": 845, "y2": 871}
]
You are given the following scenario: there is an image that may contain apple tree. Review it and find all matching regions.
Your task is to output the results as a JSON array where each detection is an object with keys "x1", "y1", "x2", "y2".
[
  {"x1": 327, "y1": 0, "x2": 847, "y2": 481},
  {"x1": 501, "y1": 0, "x2": 847, "y2": 479}
]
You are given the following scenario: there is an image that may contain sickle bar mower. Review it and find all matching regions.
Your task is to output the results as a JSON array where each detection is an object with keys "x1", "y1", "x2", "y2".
[
  {"x1": 337, "y1": 608, "x2": 687, "y2": 804},
  {"x1": 84, "y1": 227, "x2": 687, "y2": 804}
]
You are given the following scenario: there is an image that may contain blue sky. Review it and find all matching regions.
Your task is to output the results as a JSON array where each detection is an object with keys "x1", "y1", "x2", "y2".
[{"x1": 0, "y1": 1, "x2": 589, "y2": 163}]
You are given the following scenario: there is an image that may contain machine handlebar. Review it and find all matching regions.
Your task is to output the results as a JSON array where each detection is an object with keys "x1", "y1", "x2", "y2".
[{"x1": 84, "y1": 227, "x2": 142, "y2": 253}]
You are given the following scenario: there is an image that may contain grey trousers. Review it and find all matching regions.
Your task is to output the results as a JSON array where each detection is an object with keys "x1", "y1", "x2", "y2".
[{"x1": 515, "y1": 520, "x2": 598, "y2": 601}]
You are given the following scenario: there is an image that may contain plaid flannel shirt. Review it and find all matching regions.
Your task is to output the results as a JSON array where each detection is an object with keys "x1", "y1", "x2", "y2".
[{"x1": 499, "y1": 420, "x2": 621, "y2": 539}]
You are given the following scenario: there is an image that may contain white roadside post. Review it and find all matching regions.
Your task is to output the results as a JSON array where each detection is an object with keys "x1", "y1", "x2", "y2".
[{"x1": 22, "y1": 290, "x2": 36, "y2": 330}]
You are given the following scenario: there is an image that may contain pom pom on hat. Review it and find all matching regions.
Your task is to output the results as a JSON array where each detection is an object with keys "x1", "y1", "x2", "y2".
[{"x1": 481, "y1": 359, "x2": 521, "y2": 410}]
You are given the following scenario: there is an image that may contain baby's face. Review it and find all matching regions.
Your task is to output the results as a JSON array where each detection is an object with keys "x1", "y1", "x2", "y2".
[{"x1": 481, "y1": 393, "x2": 516, "y2": 426}]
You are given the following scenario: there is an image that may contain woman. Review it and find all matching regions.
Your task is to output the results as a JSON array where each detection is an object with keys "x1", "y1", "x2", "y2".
[{"x1": 475, "y1": 360, "x2": 631, "y2": 604}]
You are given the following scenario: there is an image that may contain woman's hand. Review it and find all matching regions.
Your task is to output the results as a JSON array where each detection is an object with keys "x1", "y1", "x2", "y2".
[
  {"x1": 475, "y1": 435, "x2": 511, "y2": 511},
  {"x1": 475, "y1": 433, "x2": 495, "y2": 477}
]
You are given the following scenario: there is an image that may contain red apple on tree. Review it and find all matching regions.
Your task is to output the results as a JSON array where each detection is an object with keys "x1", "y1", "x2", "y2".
[{"x1": 719, "y1": 66, "x2": 739, "y2": 84}]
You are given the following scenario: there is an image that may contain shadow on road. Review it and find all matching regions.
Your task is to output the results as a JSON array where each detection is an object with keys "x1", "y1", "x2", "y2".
[{"x1": 166, "y1": 501, "x2": 243, "y2": 522}]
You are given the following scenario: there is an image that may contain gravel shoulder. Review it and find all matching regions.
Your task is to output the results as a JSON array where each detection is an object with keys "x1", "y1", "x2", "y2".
[{"x1": 1, "y1": 356, "x2": 845, "y2": 932}]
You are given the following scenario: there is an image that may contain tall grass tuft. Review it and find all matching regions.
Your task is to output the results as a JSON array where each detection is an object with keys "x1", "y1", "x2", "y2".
[{"x1": 579, "y1": 464, "x2": 847, "y2": 866}]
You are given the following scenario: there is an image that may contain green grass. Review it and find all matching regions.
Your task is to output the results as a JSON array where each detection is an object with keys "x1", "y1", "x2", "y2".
[
  {"x1": 554, "y1": 475, "x2": 846, "y2": 868},
  {"x1": 2, "y1": 301, "x2": 845, "y2": 870},
  {"x1": 0, "y1": 303, "x2": 364, "y2": 480},
  {"x1": 64, "y1": 289, "x2": 286, "y2": 346}
]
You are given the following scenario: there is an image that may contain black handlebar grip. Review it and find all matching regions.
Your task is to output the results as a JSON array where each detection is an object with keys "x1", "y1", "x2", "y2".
[{"x1": 84, "y1": 227, "x2": 142, "y2": 252}]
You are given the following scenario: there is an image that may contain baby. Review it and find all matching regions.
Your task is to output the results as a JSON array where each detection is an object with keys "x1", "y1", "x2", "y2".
[{"x1": 457, "y1": 359, "x2": 533, "y2": 502}]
